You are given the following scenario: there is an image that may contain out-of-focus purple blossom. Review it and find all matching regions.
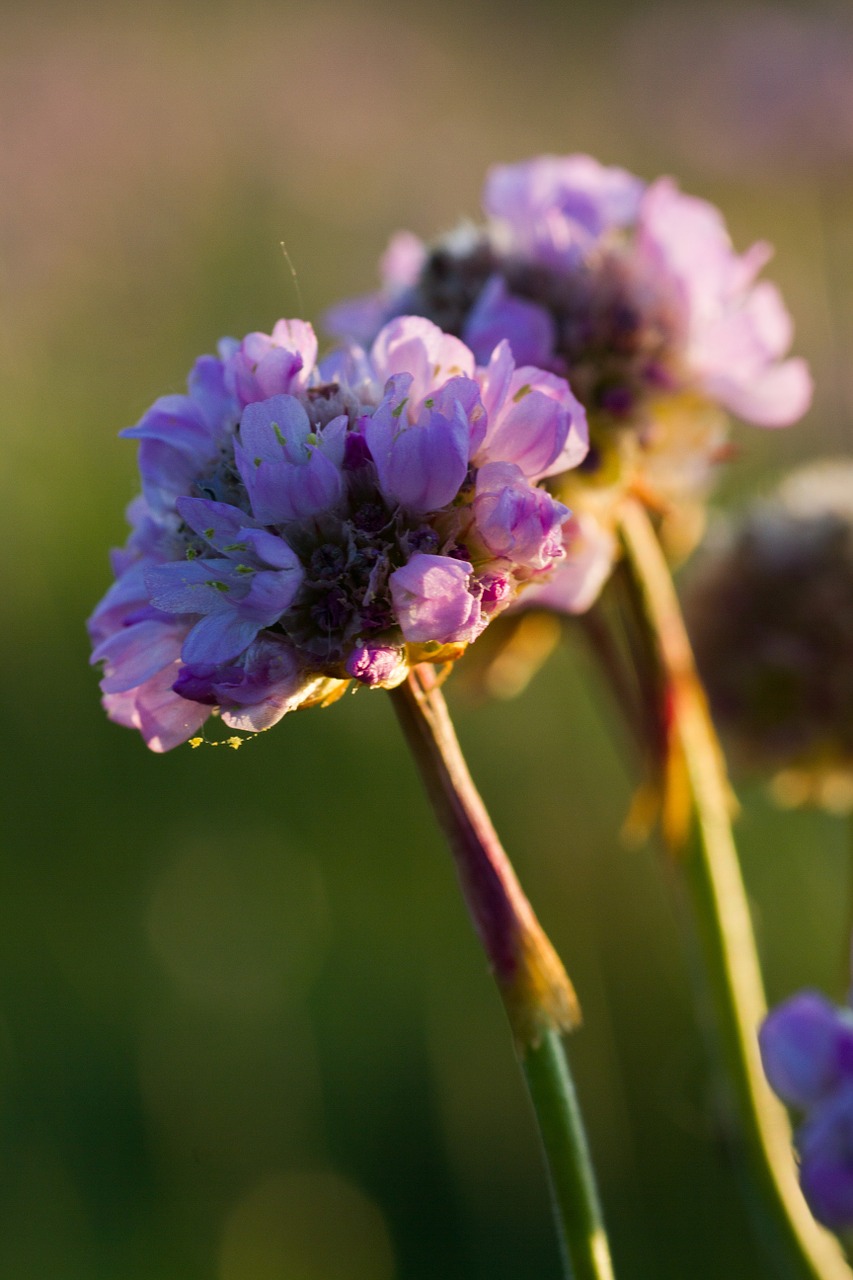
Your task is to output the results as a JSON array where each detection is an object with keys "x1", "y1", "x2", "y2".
[
  {"x1": 326, "y1": 154, "x2": 810, "y2": 435},
  {"x1": 483, "y1": 154, "x2": 645, "y2": 266},
  {"x1": 464, "y1": 276, "x2": 556, "y2": 370},
  {"x1": 325, "y1": 153, "x2": 811, "y2": 615},
  {"x1": 517, "y1": 513, "x2": 618, "y2": 618},
  {"x1": 760, "y1": 980, "x2": 853, "y2": 1229},
  {"x1": 90, "y1": 314, "x2": 586, "y2": 749}
]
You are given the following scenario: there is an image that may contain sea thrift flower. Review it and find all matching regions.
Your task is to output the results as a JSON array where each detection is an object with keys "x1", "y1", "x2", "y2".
[
  {"x1": 327, "y1": 154, "x2": 811, "y2": 610},
  {"x1": 685, "y1": 460, "x2": 853, "y2": 813},
  {"x1": 89, "y1": 316, "x2": 587, "y2": 750},
  {"x1": 760, "y1": 977, "x2": 853, "y2": 1228}
]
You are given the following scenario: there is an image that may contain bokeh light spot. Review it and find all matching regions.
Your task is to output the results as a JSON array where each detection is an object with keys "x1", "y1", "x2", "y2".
[{"x1": 219, "y1": 1170, "x2": 395, "y2": 1280}]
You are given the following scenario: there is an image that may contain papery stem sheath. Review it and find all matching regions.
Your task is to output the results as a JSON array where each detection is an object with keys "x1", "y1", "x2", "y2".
[
  {"x1": 618, "y1": 496, "x2": 849, "y2": 1280},
  {"x1": 390, "y1": 667, "x2": 614, "y2": 1280}
]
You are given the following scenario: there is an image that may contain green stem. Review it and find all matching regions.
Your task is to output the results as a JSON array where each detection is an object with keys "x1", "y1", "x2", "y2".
[
  {"x1": 523, "y1": 1030, "x2": 615, "y2": 1280},
  {"x1": 390, "y1": 667, "x2": 615, "y2": 1280},
  {"x1": 618, "y1": 497, "x2": 849, "y2": 1280}
]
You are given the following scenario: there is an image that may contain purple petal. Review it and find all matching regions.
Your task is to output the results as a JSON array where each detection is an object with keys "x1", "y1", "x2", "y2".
[
  {"x1": 145, "y1": 559, "x2": 228, "y2": 617},
  {"x1": 516, "y1": 513, "x2": 617, "y2": 615},
  {"x1": 464, "y1": 275, "x2": 556, "y2": 368},
  {"x1": 237, "y1": 528, "x2": 302, "y2": 573},
  {"x1": 238, "y1": 565, "x2": 303, "y2": 623},
  {"x1": 370, "y1": 317, "x2": 475, "y2": 409},
  {"x1": 380, "y1": 231, "x2": 428, "y2": 289},
  {"x1": 180, "y1": 611, "x2": 263, "y2": 666},
  {"x1": 235, "y1": 396, "x2": 344, "y2": 522},
  {"x1": 476, "y1": 345, "x2": 588, "y2": 479},
  {"x1": 703, "y1": 356, "x2": 813, "y2": 428},
  {"x1": 241, "y1": 446, "x2": 344, "y2": 524},
  {"x1": 238, "y1": 395, "x2": 311, "y2": 460},
  {"x1": 187, "y1": 354, "x2": 238, "y2": 431},
  {"x1": 225, "y1": 321, "x2": 317, "y2": 406},
  {"x1": 93, "y1": 619, "x2": 186, "y2": 694},
  {"x1": 121, "y1": 395, "x2": 210, "y2": 449},
  {"x1": 473, "y1": 462, "x2": 568, "y2": 570},
  {"x1": 176, "y1": 497, "x2": 256, "y2": 549},
  {"x1": 365, "y1": 396, "x2": 469, "y2": 514},
  {"x1": 390, "y1": 554, "x2": 482, "y2": 644},
  {"x1": 759, "y1": 993, "x2": 853, "y2": 1109},
  {"x1": 799, "y1": 1085, "x2": 853, "y2": 1229},
  {"x1": 427, "y1": 376, "x2": 488, "y2": 458},
  {"x1": 104, "y1": 659, "x2": 209, "y2": 752}
]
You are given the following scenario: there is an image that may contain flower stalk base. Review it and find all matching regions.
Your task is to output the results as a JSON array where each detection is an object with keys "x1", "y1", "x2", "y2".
[
  {"x1": 390, "y1": 667, "x2": 614, "y2": 1280},
  {"x1": 618, "y1": 496, "x2": 849, "y2": 1280}
]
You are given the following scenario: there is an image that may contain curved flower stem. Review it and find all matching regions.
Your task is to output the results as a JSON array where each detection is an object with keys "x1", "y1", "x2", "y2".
[
  {"x1": 390, "y1": 667, "x2": 615, "y2": 1280},
  {"x1": 618, "y1": 496, "x2": 850, "y2": 1280}
]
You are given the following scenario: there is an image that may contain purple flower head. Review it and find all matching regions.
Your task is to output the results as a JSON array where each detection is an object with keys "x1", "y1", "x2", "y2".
[
  {"x1": 325, "y1": 154, "x2": 811, "y2": 613},
  {"x1": 760, "y1": 977, "x2": 853, "y2": 1229},
  {"x1": 328, "y1": 155, "x2": 810, "y2": 434},
  {"x1": 760, "y1": 993, "x2": 853, "y2": 1111},
  {"x1": 90, "y1": 314, "x2": 586, "y2": 748}
]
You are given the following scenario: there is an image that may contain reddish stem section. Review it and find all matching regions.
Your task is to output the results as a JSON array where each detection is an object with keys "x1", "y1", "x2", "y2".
[{"x1": 389, "y1": 665, "x2": 578, "y2": 1047}]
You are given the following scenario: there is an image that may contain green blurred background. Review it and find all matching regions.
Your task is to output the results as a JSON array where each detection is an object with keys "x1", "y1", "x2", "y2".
[{"x1": 3, "y1": 0, "x2": 853, "y2": 1275}]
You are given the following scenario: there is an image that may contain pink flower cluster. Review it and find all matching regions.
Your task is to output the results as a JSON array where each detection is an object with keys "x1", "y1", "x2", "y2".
[
  {"x1": 327, "y1": 154, "x2": 812, "y2": 616},
  {"x1": 329, "y1": 153, "x2": 812, "y2": 430},
  {"x1": 89, "y1": 316, "x2": 587, "y2": 750}
]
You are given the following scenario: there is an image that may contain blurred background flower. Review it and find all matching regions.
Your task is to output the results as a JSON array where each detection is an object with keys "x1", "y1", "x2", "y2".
[
  {"x1": 685, "y1": 460, "x2": 853, "y2": 813},
  {"x1": 3, "y1": 1, "x2": 852, "y2": 1277}
]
